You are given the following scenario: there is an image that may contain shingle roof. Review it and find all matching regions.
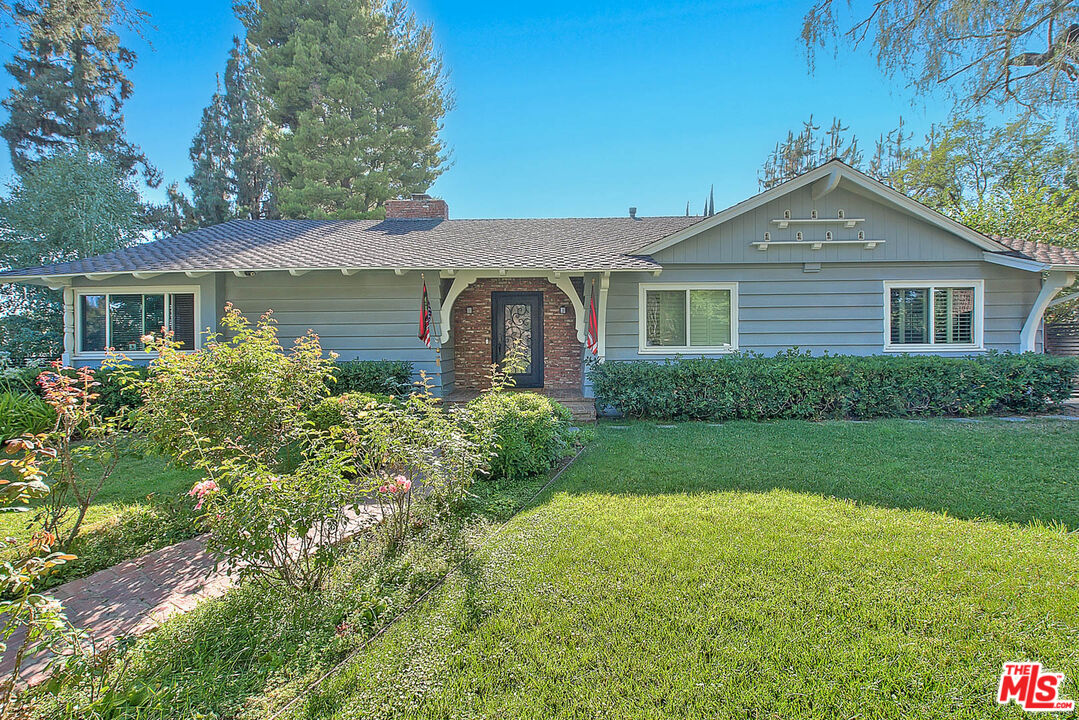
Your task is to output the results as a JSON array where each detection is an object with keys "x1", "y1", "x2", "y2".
[
  {"x1": 990, "y1": 235, "x2": 1079, "y2": 267},
  {"x1": 0, "y1": 216, "x2": 707, "y2": 278}
]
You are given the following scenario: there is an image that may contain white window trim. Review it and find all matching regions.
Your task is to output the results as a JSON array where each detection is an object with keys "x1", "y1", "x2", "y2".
[
  {"x1": 74, "y1": 285, "x2": 202, "y2": 359},
  {"x1": 882, "y1": 279, "x2": 984, "y2": 353},
  {"x1": 638, "y1": 282, "x2": 739, "y2": 354}
]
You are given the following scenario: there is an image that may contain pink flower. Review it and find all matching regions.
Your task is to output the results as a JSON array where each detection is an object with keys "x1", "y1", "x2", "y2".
[
  {"x1": 188, "y1": 479, "x2": 219, "y2": 510},
  {"x1": 397, "y1": 478, "x2": 412, "y2": 492}
]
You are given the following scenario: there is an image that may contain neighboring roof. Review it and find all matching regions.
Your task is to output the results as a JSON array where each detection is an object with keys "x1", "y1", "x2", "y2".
[
  {"x1": 992, "y1": 235, "x2": 1079, "y2": 268},
  {"x1": 0, "y1": 216, "x2": 705, "y2": 279}
]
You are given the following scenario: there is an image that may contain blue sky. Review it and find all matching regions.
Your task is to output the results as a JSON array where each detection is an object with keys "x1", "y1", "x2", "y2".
[{"x1": 0, "y1": 0, "x2": 998, "y2": 218}]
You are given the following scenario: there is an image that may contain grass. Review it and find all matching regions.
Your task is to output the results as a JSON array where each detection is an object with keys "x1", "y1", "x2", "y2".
[
  {"x1": 289, "y1": 418, "x2": 1079, "y2": 720},
  {"x1": 0, "y1": 452, "x2": 202, "y2": 587},
  {"x1": 34, "y1": 474, "x2": 557, "y2": 720}
]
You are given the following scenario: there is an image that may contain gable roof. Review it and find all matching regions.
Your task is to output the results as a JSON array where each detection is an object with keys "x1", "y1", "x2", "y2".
[
  {"x1": 0, "y1": 216, "x2": 704, "y2": 279},
  {"x1": 636, "y1": 159, "x2": 1015, "y2": 256},
  {"x1": 2, "y1": 160, "x2": 1079, "y2": 281}
]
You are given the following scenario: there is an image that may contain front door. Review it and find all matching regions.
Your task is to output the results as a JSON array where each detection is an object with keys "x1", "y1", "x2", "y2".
[{"x1": 491, "y1": 291, "x2": 544, "y2": 388}]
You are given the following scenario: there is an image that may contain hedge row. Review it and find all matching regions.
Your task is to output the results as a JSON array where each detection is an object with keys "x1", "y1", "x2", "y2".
[
  {"x1": 588, "y1": 351, "x2": 1079, "y2": 421},
  {"x1": 328, "y1": 360, "x2": 413, "y2": 396}
]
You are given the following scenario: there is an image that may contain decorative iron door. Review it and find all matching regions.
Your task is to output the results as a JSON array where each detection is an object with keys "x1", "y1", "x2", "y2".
[{"x1": 491, "y1": 292, "x2": 544, "y2": 388}]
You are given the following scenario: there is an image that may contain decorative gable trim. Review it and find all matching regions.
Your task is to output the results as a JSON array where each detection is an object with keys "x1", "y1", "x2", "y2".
[{"x1": 636, "y1": 160, "x2": 1012, "y2": 257}]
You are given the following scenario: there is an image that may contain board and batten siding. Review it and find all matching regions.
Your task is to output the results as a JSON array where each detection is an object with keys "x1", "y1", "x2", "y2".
[
  {"x1": 653, "y1": 184, "x2": 984, "y2": 266},
  {"x1": 604, "y1": 262, "x2": 1042, "y2": 363},
  {"x1": 225, "y1": 270, "x2": 445, "y2": 389}
]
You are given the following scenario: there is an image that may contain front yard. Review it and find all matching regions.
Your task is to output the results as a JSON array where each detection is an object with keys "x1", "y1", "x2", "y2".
[{"x1": 292, "y1": 418, "x2": 1079, "y2": 719}]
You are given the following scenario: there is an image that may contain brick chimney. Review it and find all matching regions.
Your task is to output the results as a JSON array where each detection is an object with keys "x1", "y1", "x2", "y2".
[{"x1": 384, "y1": 193, "x2": 449, "y2": 220}]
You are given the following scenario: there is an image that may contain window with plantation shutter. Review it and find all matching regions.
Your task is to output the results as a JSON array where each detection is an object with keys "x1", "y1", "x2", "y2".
[
  {"x1": 640, "y1": 283, "x2": 738, "y2": 353},
  {"x1": 75, "y1": 288, "x2": 200, "y2": 356},
  {"x1": 884, "y1": 281, "x2": 982, "y2": 351}
]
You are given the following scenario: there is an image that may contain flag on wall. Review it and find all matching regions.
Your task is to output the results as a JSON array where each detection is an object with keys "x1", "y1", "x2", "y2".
[
  {"x1": 586, "y1": 280, "x2": 599, "y2": 355},
  {"x1": 418, "y1": 277, "x2": 432, "y2": 347}
]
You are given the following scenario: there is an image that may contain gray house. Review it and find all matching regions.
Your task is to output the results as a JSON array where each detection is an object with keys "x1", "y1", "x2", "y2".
[{"x1": 3, "y1": 160, "x2": 1078, "y2": 419}]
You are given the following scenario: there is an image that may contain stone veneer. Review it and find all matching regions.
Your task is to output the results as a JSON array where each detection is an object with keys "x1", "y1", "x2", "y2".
[{"x1": 451, "y1": 277, "x2": 582, "y2": 391}]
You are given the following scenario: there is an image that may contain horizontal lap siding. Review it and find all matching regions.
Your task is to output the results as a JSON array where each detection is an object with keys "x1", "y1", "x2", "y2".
[
  {"x1": 604, "y1": 263, "x2": 1042, "y2": 361},
  {"x1": 226, "y1": 270, "x2": 444, "y2": 389}
]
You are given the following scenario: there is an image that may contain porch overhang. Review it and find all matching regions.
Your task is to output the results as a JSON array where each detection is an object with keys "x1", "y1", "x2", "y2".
[{"x1": 435, "y1": 268, "x2": 630, "y2": 345}]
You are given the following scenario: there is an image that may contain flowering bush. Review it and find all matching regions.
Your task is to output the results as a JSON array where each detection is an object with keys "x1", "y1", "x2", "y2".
[
  {"x1": 335, "y1": 375, "x2": 495, "y2": 547},
  {"x1": 375, "y1": 474, "x2": 413, "y2": 550},
  {"x1": 191, "y1": 437, "x2": 359, "y2": 591},
  {"x1": 0, "y1": 370, "x2": 111, "y2": 710},
  {"x1": 116, "y1": 304, "x2": 335, "y2": 469}
]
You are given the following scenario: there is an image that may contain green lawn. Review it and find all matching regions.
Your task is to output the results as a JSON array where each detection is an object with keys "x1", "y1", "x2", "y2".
[
  {"x1": 296, "y1": 418, "x2": 1079, "y2": 720},
  {"x1": 0, "y1": 452, "x2": 202, "y2": 587},
  {"x1": 0, "y1": 452, "x2": 199, "y2": 543}
]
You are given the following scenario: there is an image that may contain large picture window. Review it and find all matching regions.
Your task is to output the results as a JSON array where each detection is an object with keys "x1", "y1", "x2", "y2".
[
  {"x1": 76, "y1": 289, "x2": 199, "y2": 355},
  {"x1": 884, "y1": 281, "x2": 983, "y2": 351},
  {"x1": 639, "y1": 283, "x2": 737, "y2": 353}
]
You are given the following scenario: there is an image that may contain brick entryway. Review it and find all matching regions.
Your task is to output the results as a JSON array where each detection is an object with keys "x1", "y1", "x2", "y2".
[{"x1": 451, "y1": 277, "x2": 583, "y2": 392}]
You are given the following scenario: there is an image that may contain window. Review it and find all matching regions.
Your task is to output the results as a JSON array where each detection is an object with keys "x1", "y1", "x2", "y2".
[
  {"x1": 884, "y1": 281, "x2": 982, "y2": 351},
  {"x1": 639, "y1": 283, "x2": 737, "y2": 353},
  {"x1": 76, "y1": 289, "x2": 199, "y2": 355}
]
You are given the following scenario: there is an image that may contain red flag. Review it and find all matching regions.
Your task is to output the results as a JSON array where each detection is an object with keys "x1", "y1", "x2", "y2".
[
  {"x1": 585, "y1": 281, "x2": 598, "y2": 355},
  {"x1": 418, "y1": 278, "x2": 432, "y2": 347}
]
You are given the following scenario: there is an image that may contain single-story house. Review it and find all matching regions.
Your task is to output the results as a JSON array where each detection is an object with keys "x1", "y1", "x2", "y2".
[{"x1": 3, "y1": 160, "x2": 1078, "y2": 419}]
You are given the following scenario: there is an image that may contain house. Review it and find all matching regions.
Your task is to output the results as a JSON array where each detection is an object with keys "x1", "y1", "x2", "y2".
[{"x1": 3, "y1": 160, "x2": 1078, "y2": 420}]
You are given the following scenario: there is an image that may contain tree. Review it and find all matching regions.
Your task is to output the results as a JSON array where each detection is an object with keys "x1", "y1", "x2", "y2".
[
  {"x1": 1, "y1": 0, "x2": 158, "y2": 184},
  {"x1": 183, "y1": 37, "x2": 276, "y2": 228},
  {"x1": 759, "y1": 115, "x2": 911, "y2": 188},
  {"x1": 238, "y1": 0, "x2": 451, "y2": 218},
  {"x1": 0, "y1": 148, "x2": 146, "y2": 363},
  {"x1": 801, "y1": 0, "x2": 1079, "y2": 115}
]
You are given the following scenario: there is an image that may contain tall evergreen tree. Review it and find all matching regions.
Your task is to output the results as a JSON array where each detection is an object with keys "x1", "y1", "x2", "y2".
[
  {"x1": 759, "y1": 115, "x2": 875, "y2": 189},
  {"x1": 238, "y1": 0, "x2": 450, "y2": 218},
  {"x1": 1, "y1": 0, "x2": 157, "y2": 184},
  {"x1": 183, "y1": 36, "x2": 276, "y2": 228}
]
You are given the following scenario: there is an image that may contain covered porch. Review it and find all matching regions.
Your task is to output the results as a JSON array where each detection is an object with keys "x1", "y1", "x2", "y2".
[{"x1": 436, "y1": 269, "x2": 610, "y2": 420}]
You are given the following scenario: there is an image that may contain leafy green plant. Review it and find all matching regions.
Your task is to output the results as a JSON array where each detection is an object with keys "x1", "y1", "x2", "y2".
[
  {"x1": 328, "y1": 360, "x2": 413, "y2": 396},
  {"x1": 465, "y1": 392, "x2": 573, "y2": 482},
  {"x1": 116, "y1": 304, "x2": 336, "y2": 470},
  {"x1": 588, "y1": 351, "x2": 1079, "y2": 421},
  {"x1": 0, "y1": 392, "x2": 56, "y2": 444},
  {"x1": 307, "y1": 393, "x2": 394, "y2": 431},
  {"x1": 193, "y1": 437, "x2": 359, "y2": 591},
  {"x1": 4, "y1": 367, "x2": 123, "y2": 551},
  {"x1": 342, "y1": 376, "x2": 495, "y2": 548}
]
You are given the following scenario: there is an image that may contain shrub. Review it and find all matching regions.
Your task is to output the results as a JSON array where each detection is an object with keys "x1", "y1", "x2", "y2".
[
  {"x1": 330, "y1": 360, "x2": 412, "y2": 396},
  {"x1": 307, "y1": 393, "x2": 393, "y2": 431},
  {"x1": 588, "y1": 351, "x2": 1079, "y2": 421},
  {"x1": 465, "y1": 392, "x2": 573, "y2": 482},
  {"x1": 195, "y1": 438, "x2": 359, "y2": 591},
  {"x1": 118, "y1": 305, "x2": 336, "y2": 469},
  {"x1": 343, "y1": 378, "x2": 494, "y2": 547},
  {"x1": 0, "y1": 391, "x2": 56, "y2": 443}
]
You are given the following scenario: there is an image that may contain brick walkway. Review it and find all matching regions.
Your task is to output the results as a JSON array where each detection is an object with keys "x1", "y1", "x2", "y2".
[{"x1": 2, "y1": 504, "x2": 382, "y2": 687}]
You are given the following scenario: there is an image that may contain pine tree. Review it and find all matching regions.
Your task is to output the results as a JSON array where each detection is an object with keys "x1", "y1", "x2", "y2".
[
  {"x1": 238, "y1": 0, "x2": 450, "y2": 218},
  {"x1": 758, "y1": 115, "x2": 906, "y2": 189},
  {"x1": 183, "y1": 36, "x2": 276, "y2": 228},
  {"x1": 1, "y1": 0, "x2": 157, "y2": 184}
]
